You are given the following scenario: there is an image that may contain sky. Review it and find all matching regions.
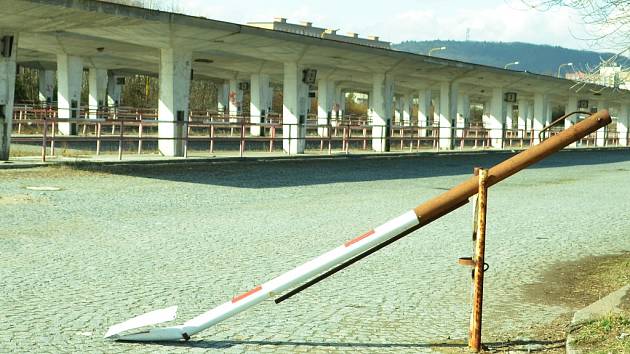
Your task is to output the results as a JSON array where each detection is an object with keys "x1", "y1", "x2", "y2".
[{"x1": 175, "y1": 0, "x2": 609, "y2": 51}]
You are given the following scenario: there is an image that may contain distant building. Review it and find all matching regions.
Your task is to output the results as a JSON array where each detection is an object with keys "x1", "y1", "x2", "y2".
[
  {"x1": 565, "y1": 65, "x2": 630, "y2": 90},
  {"x1": 247, "y1": 17, "x2": 391, "y2": 49}
]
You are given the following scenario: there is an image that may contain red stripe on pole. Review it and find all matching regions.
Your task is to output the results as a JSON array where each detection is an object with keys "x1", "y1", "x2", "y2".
[
  {"x1": 232, "y1": 285, "x2": 262, "y2": 303},
  {"x1": 344, "y1": 230, "x2": 375, "y2": 247}
]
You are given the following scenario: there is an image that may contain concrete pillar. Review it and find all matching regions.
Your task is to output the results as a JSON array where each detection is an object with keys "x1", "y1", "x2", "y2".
[
  {"x1": 217, "y1": 81, "x2": 228, "y2": 115},
  {"x1": 317, "y1": 78, "x2": 334, "y2": 136},
  {"x1": 107, "y1": 72, "x2": 123, "y2": 107},
  {"x1": 250, "y1": 73, "x2": 269, "y2": 136},
  {"x1": 526, "y1": 101, "x2": 534, "y2": 134},
  {"x1": 370, "y1": 72, "x2": 393, "y2": 152},
  {"x1": 88, "y1": 68, "x2": 107, "y2": 119},
  {"x1": 488, "y1": 87, "x2": 504, "y2": 148},
  {"x1": 456, "y1": 93, "x2": 468, "y2": 138},
  {"x1": 0, "y1": 33, "x2": 17, "y2": 160},
  {"x1": 282, "y1": 62, "x2": 308, "y2": 154},
  {"x1": 158, "y1": 48, "x2": 191, "y2": 157},
  {"x1": 417, "y1": 89, "x2": 431, "y2": 137},
  {"x1": 56, "y1": 54, "x2": 83, "y2": 135},
  {"x1": 228, "y1": 79, "x2": 242, "y2": 119},
  {"x1": 595, "y1": 100, "x2": 607, "y2": 146},
  {"x1": 517, "y1": 99, "x2": 528, "y2": 138},
  {"x1": 619, "y1": 105, "x2": 629, "y2": 146},
  {"x1": 394, "y1": 96, "x2": 402, "y2": 125},
  {"x1": 402, "y1": 94, "x2": 412, "y2": 126},
  {"x1": 38, "y1": 69, "x2": 55, "y2": 104},
  {"x1": 545, "y1": 102, "x2": 553, "y2": 125},
  {"x1": 532, "y1": 93, "x2": 547, "y2": 145},
  {"x1": 337, "y1": 87, "x2": 345, "y2": 120},
  {"x1": 564, "y1": 96, "x2": 579, "y2": 147},
  {"x1": 265, "y1": 84, "x2": 273, "y2": 114},
  {"x1": 439, "y1": 81, "x2": 456, "y2": 149}
]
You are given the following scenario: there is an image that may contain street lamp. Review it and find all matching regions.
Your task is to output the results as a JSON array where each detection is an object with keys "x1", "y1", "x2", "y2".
[
  {"x1": 428, "y1": 46, "x2": 446, "y2": 56},
  {"x1": 557, "y1": 62, "x2": 573, "y2": 78},
  {"x1": 504, "y1": 61, "x2": 520, "y2": 69}
]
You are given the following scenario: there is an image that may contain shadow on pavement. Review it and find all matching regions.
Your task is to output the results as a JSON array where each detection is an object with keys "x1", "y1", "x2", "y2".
[
  {"x1": 131, "y1": 337, "x2": 565, "y2": 351},
  {"x1": 74, "y1": 149, "x2": 630, "y2": 189}
]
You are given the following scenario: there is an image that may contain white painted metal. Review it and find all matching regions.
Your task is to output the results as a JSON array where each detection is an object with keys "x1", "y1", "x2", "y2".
[{"x1": 105, "y1": 210, "x2": 420, "y2": 341}]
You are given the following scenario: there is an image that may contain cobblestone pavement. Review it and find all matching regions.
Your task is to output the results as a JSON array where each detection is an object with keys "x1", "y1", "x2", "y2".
[{"x1": 1, "y1": 150, "x2": 629, "y2": 353}]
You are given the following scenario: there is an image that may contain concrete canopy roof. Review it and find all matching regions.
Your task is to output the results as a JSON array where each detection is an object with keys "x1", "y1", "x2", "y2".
[{"x1": 2, "y1": 0, "x2": 629, "y2": 105}]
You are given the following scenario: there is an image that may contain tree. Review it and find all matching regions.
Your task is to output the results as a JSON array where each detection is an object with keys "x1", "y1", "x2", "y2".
[{"x1": 522, "y1": 1, "x2": 630, "y2": 52}]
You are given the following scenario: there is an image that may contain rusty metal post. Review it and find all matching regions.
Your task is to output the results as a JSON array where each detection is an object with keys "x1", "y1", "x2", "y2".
[
  {"x1": 118, "y1": 120, "x2": 124, "y2": 160},
  {"x1": 96, "y1": 122, "x2": 101, "y2": 156},
  {"x1": 41, "y1": 117, "x2": 48, "y2": 162},
  {"x1": 469, "y1": 168, "x2": 488, "y2": 352}
]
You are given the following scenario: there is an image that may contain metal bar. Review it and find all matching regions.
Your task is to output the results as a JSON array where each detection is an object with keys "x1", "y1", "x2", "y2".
[
  {"x1": 539, "y1": 110, "x2": 590, "y2": 143},
  {"x1": 41, "y1": 118, "x2": 47, "y2": 162},
  {"x1": 469, "y1": 169, "x2": 488, "y2": 352}
]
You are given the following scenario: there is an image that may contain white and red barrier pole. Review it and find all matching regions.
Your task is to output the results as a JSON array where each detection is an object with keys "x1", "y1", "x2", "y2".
[{"x1": 105, "y1": 210, "x2": 420, "y2": 341}]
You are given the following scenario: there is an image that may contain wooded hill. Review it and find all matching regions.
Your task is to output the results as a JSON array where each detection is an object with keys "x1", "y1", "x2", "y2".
[{"x1": 393, "y1": 40, "x2": 626, "y2": 76}]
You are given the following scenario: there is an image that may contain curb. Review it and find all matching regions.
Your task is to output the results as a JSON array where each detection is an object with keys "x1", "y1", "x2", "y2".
[{"x1": 566, "y1": 285, "x2": 630, "y2": 354}]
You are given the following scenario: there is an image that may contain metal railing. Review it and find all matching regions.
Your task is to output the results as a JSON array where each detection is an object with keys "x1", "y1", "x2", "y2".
[{"x1": 9, "y1": 106, "x2": 627, "y2": 162}]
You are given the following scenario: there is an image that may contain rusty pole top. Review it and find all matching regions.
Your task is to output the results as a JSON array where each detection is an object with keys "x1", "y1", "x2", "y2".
[{"x1": 414, "y1": 110, "x2": 612, "y2": 225}]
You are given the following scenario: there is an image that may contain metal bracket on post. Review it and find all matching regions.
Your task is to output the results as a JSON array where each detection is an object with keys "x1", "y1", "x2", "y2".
[{"x1": 457, "y1": 167, "x2": 489, "y2": 352}]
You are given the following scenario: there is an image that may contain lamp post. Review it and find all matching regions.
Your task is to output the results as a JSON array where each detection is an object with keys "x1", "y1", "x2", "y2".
[
  {"x1": 428, "y1": 46, "x2": 446, "y2": 56},
  {"x1": 557, "y1": 62, "x2": 573, "y2": 78},
  {"x1": 504, "y1": 61, "x2": 520, "y2": 70}
]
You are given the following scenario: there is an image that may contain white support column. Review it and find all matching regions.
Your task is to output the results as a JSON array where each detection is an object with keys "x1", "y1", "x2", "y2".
[
  {"x1": 545, "y1": 101, "x2": 553, "y2": 125},
  {"x1": 338, "y1": 87, "x2": 346, "y2": 120},
  {"x1": 282, "y1": 62, "x2": 308, "y2": 154},
  {"x1": 402, "y1": 94, "x2": 411, "y2": 126},
  {"x1": 394, "y1": 96, "x2": 402, "y2": 125},
  {"x1": 228, "y1": 79, "x2": 244, "y2": 120},
  {"x1": 565, "y1": 96, "x2": 579, "y2": 147},
  {"x1": 619, "y1": 105, "x2": 629, "y2": 147},
  {"x1": 488, "y1": 87, "x2": 504, "y2": 148},
  {"x1": 595, "y1": 100, "x2": 607, "y2": 146},
  {"x1": 517, "y1": 99, "x2": 528, "y2": 138},
  {"x1": 217, "y1": 82, "x2": 228, "y2": 115},
  {"x1": 56, "y1": 54, "x2": 83, "y2": 135},
  {"x1": 505, "y1": 103, "x2": 513, "y2": 131},
  {"x1": 532, "y1": 93, "x2": 547, "y2": 145},
  {"x1": 38, "y1": 69, "x2": 55, "y2": 104},
  {"x1": 0, "y1": 33, "x2": 17, "y2": 160},
  {"x1": 417, "y1": 89, "x2": 430, "y2": 137},
  {"x1": 439, "y1": 81, "x2": 456, "y2": 150},
  {"x1": 265, "y1": 84, "x2": 274, "y2": 114},
  {"x1": 526, "y1": 101, "x2": 534, "y2": 135},
  {"x1": 158, "y1": 48, "x2": 191, "y2": 157},
  {"x1": 107, "y1": 72, "x2": 123, "y2": 107},
  {"x1": 250, "y1": 74, "x2": 269, "y2": 136},
  {"x1": 456, "y1": 93, "x2": 468, "y2": 138},
  {"x1": 370, "y1": 72, "x2": 393, "y2": 152},
  {"x1": 317, "y1": 78, "x2": 334, "y2": 136},
  {"x1": 88, "y1": 68, "x2": 107, "y2": 119}
]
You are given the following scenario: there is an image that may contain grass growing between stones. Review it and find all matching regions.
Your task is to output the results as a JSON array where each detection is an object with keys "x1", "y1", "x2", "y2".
[{"x1": 572, "y1": 313, "x2": 630, "y2": 353}]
